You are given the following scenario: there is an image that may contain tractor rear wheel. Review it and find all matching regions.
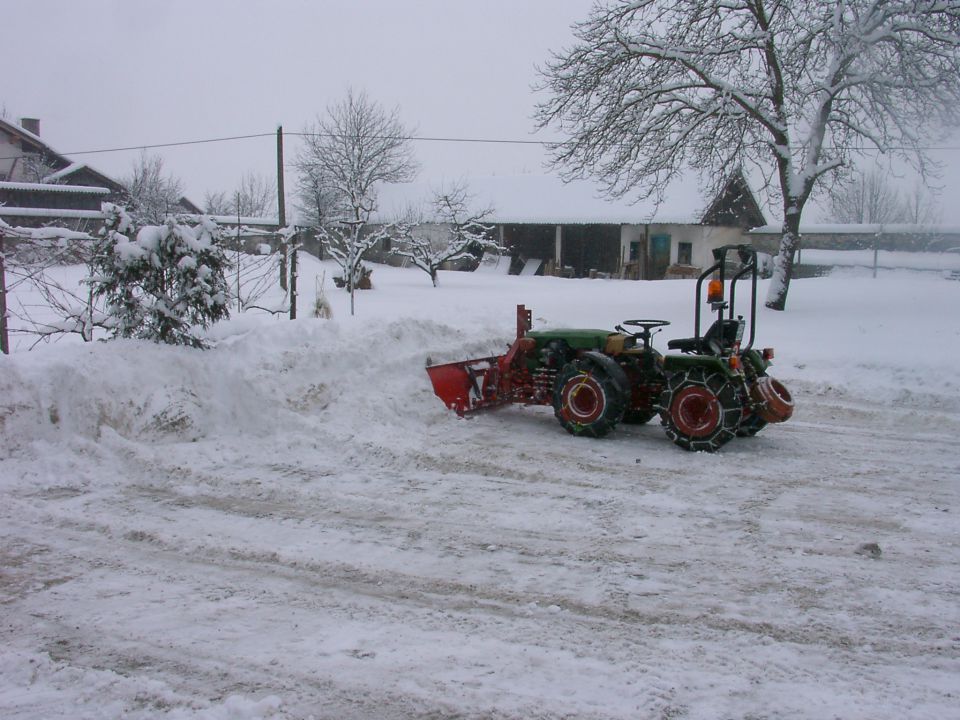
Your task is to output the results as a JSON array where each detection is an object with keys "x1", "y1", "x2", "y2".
[
  {"x1": 660, "y1": 367, "x2": 743, "y2": 452},
  {"x1": 553, "y1": 361, "x2": 625, "y2": 438}
]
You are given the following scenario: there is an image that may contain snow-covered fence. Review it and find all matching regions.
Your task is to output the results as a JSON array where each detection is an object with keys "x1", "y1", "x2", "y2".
[
  {"x1": 795, "y1": 247, "x2": 960, "y2": 277},
  {"x1": 750, "y1": 224, "x2": 960, "y2": 278}
]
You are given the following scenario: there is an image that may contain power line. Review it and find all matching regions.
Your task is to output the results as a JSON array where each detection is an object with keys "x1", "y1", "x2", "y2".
[
  {"x1": 0, "y1": 132, "x2": 553, "y2": 162},
  {"x1": 2, "y1": 129, "x2": 960, "y2": 163},
  {"x1": 286, "y1": 132, "x2": 549, "y2": 146},
  {"x1": 0, "y1": 132, "x2": 276, "y2": 161}
]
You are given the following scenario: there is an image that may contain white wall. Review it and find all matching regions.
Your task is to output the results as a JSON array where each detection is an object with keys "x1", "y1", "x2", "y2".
[{"x1": 619, "y1": 223, "x2": 746, "y2": 272}]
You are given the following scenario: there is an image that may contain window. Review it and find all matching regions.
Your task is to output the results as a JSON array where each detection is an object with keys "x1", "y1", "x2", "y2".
[{"x1": 678, "y1": 241, "x2": 693, "y2": 265}]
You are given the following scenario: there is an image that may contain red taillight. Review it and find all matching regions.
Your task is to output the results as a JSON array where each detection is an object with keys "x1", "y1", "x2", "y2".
[
  {"x1": 707, "y1": 279, "x2": 724, "y2": 303},
  {"x1": 762, "y1": 347, "x2": 775, "y2": 361}
]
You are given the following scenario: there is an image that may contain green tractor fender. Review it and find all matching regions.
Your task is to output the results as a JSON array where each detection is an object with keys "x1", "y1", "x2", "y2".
[
  {"x1": 740, "y1": 348, "x2": 770, "y2": 375},
  {"x1": 576, "y1": 350, "x2": 630, "y2": 394},
  {"x1": 662, "y1": 353, "x2": 739, "y2": 379}
]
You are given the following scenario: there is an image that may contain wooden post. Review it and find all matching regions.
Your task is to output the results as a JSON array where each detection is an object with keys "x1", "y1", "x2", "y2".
[
  {"x1": 277, "y1": 125, "x2": 288, "y2": 291},
  {"x1": 0, "y1": 229, "x2": 8, "y2": 354},
  {"x1": 873, "y1": 230, "x2": 880, "y2": 279},
  {"x1": 289, "y1": 232, "x2": 298, "y2": 320},
  {"x1": 236, "y1": 201, "x2": 242, "y2": 313}
]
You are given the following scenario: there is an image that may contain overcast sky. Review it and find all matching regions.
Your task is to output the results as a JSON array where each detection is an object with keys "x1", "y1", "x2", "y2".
[
  {"x1": 5, "y1": 0, "x2": 960, "y2": 223},
  {"x1": 4, "y1": 1, "x2": 591, "y2": 207}
]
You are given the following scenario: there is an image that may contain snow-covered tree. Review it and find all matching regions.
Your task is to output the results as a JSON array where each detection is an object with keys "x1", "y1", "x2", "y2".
[
  {"x1": 89, "y1": 204, "x2": 230, "y2": 348},
  {"x1": 315, "y1": 222, "x2": 390, "y2": 293},
  {"x1": 296, "y1": 89, "x2": 418, "y2": 302},
  {"x1": 123, "y1": 151, "x2": 185, "y2": 225},
  {"x1": 536, "y1": 0, "x2": 960, "y2": 310},
  {"x1": 393, "y1": 183, "x2": 498, "y2": 287}
]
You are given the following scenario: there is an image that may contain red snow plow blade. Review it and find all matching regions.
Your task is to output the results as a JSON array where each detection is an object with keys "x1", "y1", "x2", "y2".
[
  {"x1": 426, "y1": 356, "x2": 508, "y2": 414},
  {"x1": 426, "y1": 305, "x2": 535, "y2": 415}
]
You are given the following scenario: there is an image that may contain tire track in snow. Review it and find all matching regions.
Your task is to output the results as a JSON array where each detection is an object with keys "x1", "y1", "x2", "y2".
[{"x1": 3, "y1": 386, "x2": 959, "y2": 719}]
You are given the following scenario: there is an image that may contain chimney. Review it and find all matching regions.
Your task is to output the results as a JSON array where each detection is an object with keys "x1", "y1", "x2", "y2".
[{"x1": 20, "y1": 118, "x2": 40, "y2": 136}]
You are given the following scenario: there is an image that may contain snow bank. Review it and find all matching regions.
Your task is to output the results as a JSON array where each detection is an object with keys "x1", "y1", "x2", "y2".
[{"x1": 4, "y1": 256, "x2": 959, "y2": 450}]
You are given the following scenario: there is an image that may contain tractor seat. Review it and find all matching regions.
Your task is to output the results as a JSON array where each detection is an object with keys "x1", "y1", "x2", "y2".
[
  {"x1": 667, "y1": 319, "x2": 742, "y2": 355},
  {"x1": 667, "y1": 337, "x2": 702, "y2": 353}
]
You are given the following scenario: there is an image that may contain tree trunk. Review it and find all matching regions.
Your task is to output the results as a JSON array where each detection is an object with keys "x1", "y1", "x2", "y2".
[{"x1": 764, "y1": 213, "x2": 802, "y2": 311}]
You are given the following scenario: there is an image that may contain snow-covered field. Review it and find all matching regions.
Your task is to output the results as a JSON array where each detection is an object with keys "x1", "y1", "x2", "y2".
[
  {"x1": 2, "y1": 257, "x2": 959, "y2": 719},
  {"x1": 798, "y1": 248, "x2": 960, "y2": 273}
]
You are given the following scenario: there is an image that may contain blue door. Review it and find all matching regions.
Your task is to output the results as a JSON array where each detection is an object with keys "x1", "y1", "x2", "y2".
[{"x1": 650, "y1": 234, "x2": 671, "y2": 279}]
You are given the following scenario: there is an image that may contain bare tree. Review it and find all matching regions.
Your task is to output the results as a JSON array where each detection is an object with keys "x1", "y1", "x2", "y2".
[
  {"x1": 536, "y1": 0, "x2": 960, "y2": 310},
  {"x1": 828, "y1": 168, "x2": 944, "y2": 228},
  {"x1": 123, "y1": 151, "x2": 184, "y2": 225},
  {"x1": 237, "y1": 172, "x2": 276, "y2": 217},
  {"x1": 203, "y1": 172, "x2": 277, "y2": 218},
  {"x1": 828, "y1": 170, "x2": 907, "y2": 225},
  {"x1": 293, "y1": 165, "x2": 340, "y2": 229},
  {"x1": 296, "y1": 89, "x2": 418, "y2": 309},
  {"x1": 392, "y1": 183, "x2": 498, "y2": 287},
  {"x1": 900, "y1": 182, "x2": 942, "y2": 227},
  {"x1": 20, "y1": 153, "x2": 65, "y2": 184},
  {"x1": 203, "y1": 190, "x2": 232, "y2": 216}
]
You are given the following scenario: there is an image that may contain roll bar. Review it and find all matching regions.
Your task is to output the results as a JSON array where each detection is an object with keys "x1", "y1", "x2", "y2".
[{"x1": 691, "y1": 244, "x2": 758, "y2": 352}]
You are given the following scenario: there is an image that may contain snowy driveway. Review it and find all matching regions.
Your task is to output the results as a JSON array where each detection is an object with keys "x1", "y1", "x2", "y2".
[
  {"x1": 3, "y1": 382, "x2": 958, "y2": 718},
  {"x1": 2, "y1": 267, "x2": 959, "y2": 718}
]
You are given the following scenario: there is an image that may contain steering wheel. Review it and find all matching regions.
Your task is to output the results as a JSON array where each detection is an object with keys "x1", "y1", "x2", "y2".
[
  {"x1": 621, "y1": 319, "x2": 670, "y2": 332},
  {"x1": 617, "y1": 319, "x2": 670, "y2": 350}
]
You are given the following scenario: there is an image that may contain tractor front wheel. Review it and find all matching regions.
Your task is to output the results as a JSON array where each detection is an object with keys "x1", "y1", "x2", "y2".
[
  {"x1": 553, "y1": 361, "x2": 625, "y2": 438},
  {"x1": 660, "y1": 367, "x2": 743, "y2": 452}
]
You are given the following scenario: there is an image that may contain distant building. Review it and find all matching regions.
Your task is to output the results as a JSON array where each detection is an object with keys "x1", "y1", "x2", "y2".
[
  {"x1": 0, "y1": 116, "x2": 127, "y2": 232},
  {"x1": 371, "y1": 170, "x2": 766, "y2": 279},
  {"x1": 0, "y1": 117, "x2": 208, "y2": 234}
]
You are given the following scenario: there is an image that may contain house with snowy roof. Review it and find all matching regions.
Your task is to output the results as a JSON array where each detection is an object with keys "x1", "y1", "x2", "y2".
[
  {"x1": 371, "y1": 170, "x2": 766, "y2": 279},
  {"x1": 0, "y1": 117, "x2": 129, "y2": 232}
]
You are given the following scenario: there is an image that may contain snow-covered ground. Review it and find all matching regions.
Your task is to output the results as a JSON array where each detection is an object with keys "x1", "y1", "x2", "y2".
[{"x1": 2, "y1": 257, "x2": 959, "y2": 719}]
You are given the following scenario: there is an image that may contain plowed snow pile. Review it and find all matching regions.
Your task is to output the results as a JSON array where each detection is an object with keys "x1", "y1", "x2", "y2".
[{"x1": 1, "y1": 258, "x2": 958, "y2": 719}]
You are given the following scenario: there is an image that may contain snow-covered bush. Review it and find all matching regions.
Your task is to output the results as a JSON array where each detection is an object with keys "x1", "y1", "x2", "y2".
[{"x1": 89, "y1": 204, "x2": 230, "y2": 348}]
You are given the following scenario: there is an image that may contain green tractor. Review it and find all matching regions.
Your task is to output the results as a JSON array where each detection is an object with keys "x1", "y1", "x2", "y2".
[{"x1": 427, "y1": 244, "x2": 793, "y2": 452}]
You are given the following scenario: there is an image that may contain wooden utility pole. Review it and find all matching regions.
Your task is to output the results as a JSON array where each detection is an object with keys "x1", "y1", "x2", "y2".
[
  {"x1": 276, "y1": 125, "x2": 298, "y2": 319},
  {"x1": 277, "y1": 125, "x2": 288, "y2": 291},
  {"x1": 236, "y1": 198, "x2": 242, "y2": 313}
]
